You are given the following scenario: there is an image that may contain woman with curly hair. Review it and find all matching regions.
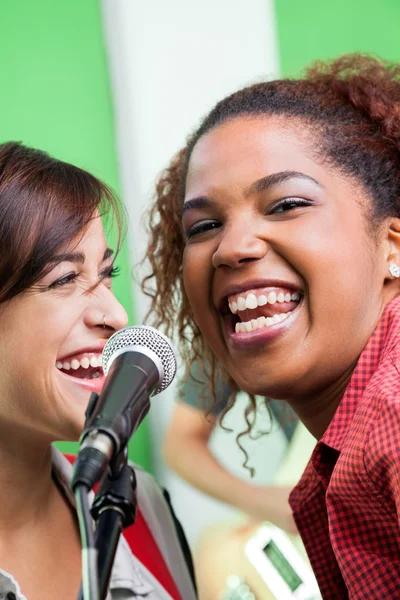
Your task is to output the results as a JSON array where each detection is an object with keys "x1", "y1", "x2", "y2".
[{"x1": 143, "y1": 54, "x2": 400, "y2": 598}]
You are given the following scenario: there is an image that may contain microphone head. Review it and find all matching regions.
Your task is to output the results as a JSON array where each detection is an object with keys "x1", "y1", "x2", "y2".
[{"x1": 101, "y1": 325, "x2": 177, "y2": 395}]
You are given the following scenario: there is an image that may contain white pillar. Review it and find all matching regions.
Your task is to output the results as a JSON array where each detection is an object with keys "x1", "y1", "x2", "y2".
[{"x1": 101, "y1": 0, "x2": 281, "y2": 546}]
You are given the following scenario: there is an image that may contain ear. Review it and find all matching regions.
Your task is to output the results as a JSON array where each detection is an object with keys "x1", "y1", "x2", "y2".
[{"x1": 384, "y1": 217, "x2": 400, "y2": 280}]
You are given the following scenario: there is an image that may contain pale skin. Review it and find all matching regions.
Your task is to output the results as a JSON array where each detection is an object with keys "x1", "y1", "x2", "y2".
[
  {"x1": 0, "y1": 216, "x2": 128, "y2": 600},
  {"x1": 181, "y1": 116, "x2": 400, "y2": 441},
  {"x1": 163, "y1": 402, "x2": 297, "y2": 534}
]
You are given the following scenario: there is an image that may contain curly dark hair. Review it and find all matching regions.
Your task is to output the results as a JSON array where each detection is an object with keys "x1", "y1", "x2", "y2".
[{"x1": 142, "y1": 53, "x2": 400, "y2": 467}]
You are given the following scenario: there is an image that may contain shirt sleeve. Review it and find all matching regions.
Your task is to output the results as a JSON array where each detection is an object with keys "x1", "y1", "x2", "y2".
[{"x1": 177, "y1": 360, "x2": 233, "y2": 416}]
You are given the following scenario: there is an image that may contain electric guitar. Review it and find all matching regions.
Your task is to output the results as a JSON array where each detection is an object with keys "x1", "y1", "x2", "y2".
[
  {"x1": 195, "y1": 519, "x2": 320, "y2": 600},
  {"x1": 194, "y1": 424, "x2": 321, "y2": 599}
]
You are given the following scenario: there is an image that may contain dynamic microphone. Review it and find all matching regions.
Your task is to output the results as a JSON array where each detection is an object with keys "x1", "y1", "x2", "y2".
[{"x1": 71, "y1": 325, "x2": 176, "y2": 491}]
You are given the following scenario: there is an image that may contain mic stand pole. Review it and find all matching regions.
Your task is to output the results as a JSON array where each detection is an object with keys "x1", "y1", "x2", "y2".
[{"x1": 91, "y1": 448, "x2": 137, "y2": 600}]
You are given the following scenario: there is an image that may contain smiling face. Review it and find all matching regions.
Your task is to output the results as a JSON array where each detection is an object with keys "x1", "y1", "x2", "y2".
[
  {"x1": 182, "y1": 116, "x2": 397, "y2": 404},
  {"x1": 0, "y1": 215, "x2": 128, "y2": 443}
]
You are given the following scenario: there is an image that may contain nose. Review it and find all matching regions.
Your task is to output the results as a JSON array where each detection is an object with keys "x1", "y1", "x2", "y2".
[
  {"x1": 84, "y1": 286, "x2": 129, "y2": 333},
  {"x1": 212, "y1": 220, "x2": 269, "y2": 269}
]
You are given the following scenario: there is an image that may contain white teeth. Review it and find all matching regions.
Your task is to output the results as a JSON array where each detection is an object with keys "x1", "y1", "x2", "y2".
[
  {"x1": 229, "y1": 301, "x2": 238, "y2": 314},
  {"x1": 237, "y1": 296, "x2": 246, "y2": 311},
  {"x1": 235, "y1": 311, "x2": 292, "y2": 333},
  {"x1": 245, "y1": 293, "x2": 258, "y2": 310},
  {"x1": 56, "y1": 354, "x2": 102, "y2": 372},
  {"x1": 228, "y1": 289, "x2": 302, "y2": 314},
  {"x1": 90, "y1": 356, "x2": 99, "y2": 368}
]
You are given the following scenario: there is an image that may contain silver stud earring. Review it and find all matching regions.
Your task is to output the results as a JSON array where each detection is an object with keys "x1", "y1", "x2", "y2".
[{"x1": 389, "y1": 263, "x2": 400, "y2": 278}]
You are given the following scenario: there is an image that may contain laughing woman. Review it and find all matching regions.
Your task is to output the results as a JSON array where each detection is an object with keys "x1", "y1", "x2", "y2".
[
  {"x1": 144, "y1": 54, "x2": 400, "y2": 599},
  {"x1": 0, "y1": 143, "x2": 196, "y2": 600}
]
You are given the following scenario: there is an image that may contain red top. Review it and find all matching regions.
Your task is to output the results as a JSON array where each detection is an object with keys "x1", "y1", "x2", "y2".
[
  {"x1": 65, "y1": 455, "x2": 182, "y2": 599},
  {"x1": 124, "y1": 508, "x2": 183, "y2": 599},
  {"x1": 290, "y1": 296, "x2": 400, "y2": 599}
]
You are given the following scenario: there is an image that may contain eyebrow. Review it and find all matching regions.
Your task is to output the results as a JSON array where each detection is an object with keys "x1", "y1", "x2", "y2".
[
  {"x1": 49, "y1": 247, "x2": 114, "y2": 265},
  {"x1": 245, "y1": 170, "x2": 323, "y2": 196},
  {"x1": 181, "y1": 170, "x2": 323, "y2": 218},
  {"x1": 181, "y1": 197, "x2": 214, "y2": 218}
]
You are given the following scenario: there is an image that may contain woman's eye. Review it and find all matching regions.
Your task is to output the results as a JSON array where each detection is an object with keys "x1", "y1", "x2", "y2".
[
  {"x1": 48, "y1": 272, "x2": 80, "y2": 289},
  {"x1": 269, "y1": 198, "x2": 312, "y2": 214},
  {"x1": 186, "y1": 220, "x2": 221, "y2": 239}
]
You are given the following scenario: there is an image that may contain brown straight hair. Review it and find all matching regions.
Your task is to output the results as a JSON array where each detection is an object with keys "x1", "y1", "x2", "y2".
[{"x1": 0, "y1": 142, "x2": 125, "y2": 302}]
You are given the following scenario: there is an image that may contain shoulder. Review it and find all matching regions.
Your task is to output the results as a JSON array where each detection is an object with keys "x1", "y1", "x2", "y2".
[{"x1": 128, "y1": 461, "x2": 197, "y2": 593}]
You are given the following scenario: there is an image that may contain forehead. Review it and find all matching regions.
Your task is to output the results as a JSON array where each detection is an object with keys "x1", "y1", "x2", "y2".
[
  {"x1": 185, "y1": 116, "x2": 327, "y2": 197},
  {"x1": 61, "y1": 214, "x2": 107, "y2": 255}
]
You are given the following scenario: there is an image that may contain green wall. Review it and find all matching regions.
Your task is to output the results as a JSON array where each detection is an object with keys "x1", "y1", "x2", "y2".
[
  {"x1": 275, "y1": 0, "x2": 400, "y2": 76},
  {"x1": 0, "y1": 0, "x2": 152, "y2": 471}
]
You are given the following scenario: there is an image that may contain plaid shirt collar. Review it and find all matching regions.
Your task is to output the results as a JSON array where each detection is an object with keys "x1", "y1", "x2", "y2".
[{"x1": 319, "y1": 296, "x2": 400, "y2": 453}]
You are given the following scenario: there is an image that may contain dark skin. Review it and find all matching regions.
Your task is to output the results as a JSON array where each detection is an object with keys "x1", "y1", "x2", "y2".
[{"x1": 181, "y1": 116, "x2": 400, "y2": 439}]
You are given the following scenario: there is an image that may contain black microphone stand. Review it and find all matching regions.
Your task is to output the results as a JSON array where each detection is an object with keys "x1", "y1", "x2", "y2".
[
  {"x1": 76, "y1": 448, "x2": 137, "y2": 600},
  {"x1": 76, "y1": 389, "x2": 138, "y2": 600},
  {"x1": 91, "y1": 448, "x2": 137, "y2": 600}
]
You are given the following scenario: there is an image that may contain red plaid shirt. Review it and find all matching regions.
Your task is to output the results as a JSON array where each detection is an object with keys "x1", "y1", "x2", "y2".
[{"x1": 290, "y1": 296, "x2": 400, "y2": 599}]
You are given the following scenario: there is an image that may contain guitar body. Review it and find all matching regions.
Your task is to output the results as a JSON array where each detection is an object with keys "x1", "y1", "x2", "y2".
[
  {"x1": 194, "y1": 520, "x2": 290, "y2": 599},
  {"x1": 194, "y1": 424, "x2": 319, "y2": 599}
]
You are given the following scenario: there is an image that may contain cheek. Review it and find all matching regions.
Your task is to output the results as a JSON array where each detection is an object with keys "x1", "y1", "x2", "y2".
[
  {"x1": 287, "y1": 221, "x2": 381, "y2": 343},
  {"x1": 284, "y1": 211, "x2": 373, "y2": 290},
  {"x1": 183, "y1": 245, "x2": 210, "y2": 307},
  {"x1": 182, "y1": 245, "x2": 219, "y2": 336}
]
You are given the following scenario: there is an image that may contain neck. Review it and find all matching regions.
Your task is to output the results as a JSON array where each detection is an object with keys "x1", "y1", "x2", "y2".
[
  {"x1": 0, "y1": 427, "x2": 58, "y2": 534},
  {"x1": 288, "y1": 362, "x2": 356, "y2": 440}
]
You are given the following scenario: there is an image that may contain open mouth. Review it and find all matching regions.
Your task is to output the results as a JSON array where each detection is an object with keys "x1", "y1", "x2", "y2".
[
  {"x1": 223, "y1": 287, "x2": 302, "y2": 333},
  {"x1": 56, "y1": 353, "x2": 104, "y2": 380}
]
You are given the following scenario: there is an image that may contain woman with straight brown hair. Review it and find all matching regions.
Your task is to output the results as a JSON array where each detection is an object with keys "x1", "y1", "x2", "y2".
[
  {"x1": 144, "y1": 54, "x2": 400, "y2": 598},
  {"x1": 0, "y1": 142, "x2": 196, "y2": 600}
]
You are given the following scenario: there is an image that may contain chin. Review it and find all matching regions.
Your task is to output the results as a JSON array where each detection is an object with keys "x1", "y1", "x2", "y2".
[
  {"x1": 229, "y1": 369, "x2": 290, "y2": 400},
  {"x1": 53, "y1": 416, "x2": 85, "y2": 444},
  {"x1": 52, "y1": 396, "x2": 87, "y2": 443}
]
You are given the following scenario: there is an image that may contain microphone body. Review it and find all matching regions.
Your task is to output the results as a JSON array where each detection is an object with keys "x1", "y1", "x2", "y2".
[{"x1": 71, "y1": 326, "x2": 176, "y2": 491}]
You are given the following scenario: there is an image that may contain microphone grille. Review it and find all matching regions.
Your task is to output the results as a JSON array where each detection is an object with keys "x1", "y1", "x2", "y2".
[{"x1": 101, "y1": 325, "x2": 177, "y2": 395}]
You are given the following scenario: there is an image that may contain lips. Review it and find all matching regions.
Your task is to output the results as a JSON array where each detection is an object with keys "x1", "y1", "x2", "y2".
[
  {"x1": 57, "y1": 367, "x2": 106, "y2": 394},
  {"x1": 216, "y1": 279, "x2": 303, "y2": 346},
  {"x1": 56, "y1": 346, "x2": 106, "y2": 394},
  {"x1": 217, "y1": 280, "x2": 302, "y2": 312},
  {"x1": 56, "y1": 352, "x2": 103, "y2": 380},
  {"x1": 226, "y1": 298, "x2": 302, "y2": 349}
]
